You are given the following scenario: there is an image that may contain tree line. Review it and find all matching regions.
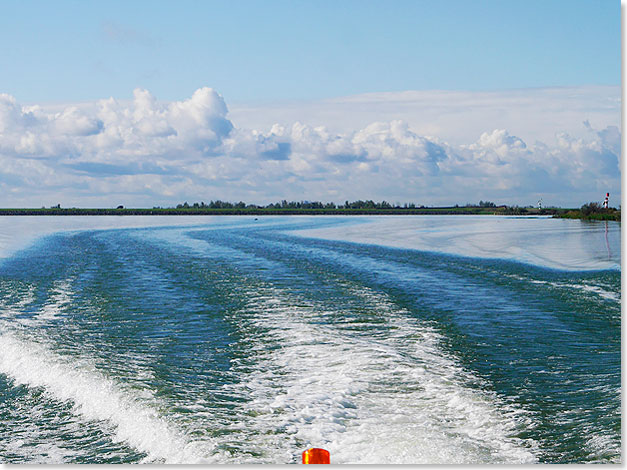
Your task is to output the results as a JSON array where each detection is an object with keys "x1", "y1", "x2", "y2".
[
  {"x1": 556, "y1": 202, "x2": 621, "y2": 221},
  {"x1": 173, "y1": 199, "x2": 502, "y2": 210},
  {"x1": 7, "y1": 199, "x2": 618, "y2": 219}
]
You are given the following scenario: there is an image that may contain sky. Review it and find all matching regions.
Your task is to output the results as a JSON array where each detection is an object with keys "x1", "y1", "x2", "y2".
[{"x1": 0, "y1": 0, "x2": 621, "y2": 208}]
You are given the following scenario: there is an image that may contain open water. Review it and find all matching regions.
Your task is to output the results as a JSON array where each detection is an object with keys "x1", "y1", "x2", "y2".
[{"x1": 0, "y1": 216, "x2": 620, "y2": 464}]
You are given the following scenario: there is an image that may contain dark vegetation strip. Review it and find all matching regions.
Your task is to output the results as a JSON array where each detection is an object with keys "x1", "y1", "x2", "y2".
[
  {"x1": 0, "y1": 199, "x2": 618, "y2": 219},
  {"x1": 553, "y1": 202, "x2": 621, "y2": 221},
  {"x1": 0, "y1": 207, "x2": 553, "y2": 216}
]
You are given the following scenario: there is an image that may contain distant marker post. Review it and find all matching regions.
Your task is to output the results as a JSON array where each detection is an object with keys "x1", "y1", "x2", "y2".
[{"x1": 302, "y1": 448, "x2": 330, "y2": 464}]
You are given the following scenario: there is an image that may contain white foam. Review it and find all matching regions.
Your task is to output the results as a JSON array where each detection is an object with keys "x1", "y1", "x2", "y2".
[
  {"x1": 0, "y1": 217, "x2": 605, "y2": 463},
  {"x1": 564, "y1": 283, "x2": 621, "y2": 302},
  {"x1": 220, "y1": 282, "x2": 538, "y2": 464},
  {"x1": 39, "y1": 278, "x2": 73, "y2": 321},
  {"x1": 0, "y1": 283, "x2": 36, "y2": 317},
  {"x1": 0, "y1": 330, "x2": 222, "y2": 463},
  {"x1": 584, "y1": 432, "x2": 622, "y2": 463},
  {"x1": 504, "y1": 273, "x2": 621, "y2": 303}
]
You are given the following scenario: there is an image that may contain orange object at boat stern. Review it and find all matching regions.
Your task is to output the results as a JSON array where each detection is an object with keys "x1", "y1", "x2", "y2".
[{"x1": 302, "y1": 448, "x2": 330, "y2": 464}]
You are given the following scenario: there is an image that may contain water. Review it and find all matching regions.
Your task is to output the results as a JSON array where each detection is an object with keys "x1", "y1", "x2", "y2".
[{"x1": 0, "y1": 216, "x2": 620, "y2": 464}]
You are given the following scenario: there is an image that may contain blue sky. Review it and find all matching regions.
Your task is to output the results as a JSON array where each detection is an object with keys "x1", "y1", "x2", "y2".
[
  {"x1": 0, "y1": 1, "x2": 621, "y2": 208},
  {"x1": 1, "y1": 0, "x2": 620, "y2": 103}
]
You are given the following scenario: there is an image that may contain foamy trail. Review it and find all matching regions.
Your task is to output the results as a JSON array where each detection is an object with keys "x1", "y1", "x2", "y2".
[
  {"x1": 142, "y1": 229, "x2": 537, "y2": 463},
  {"x1": 503, "y1": 272, "x2": 621, "y2": 303},
  {"x1": 38, "y1": 278, "x2": 74, "y2": 321},
  {"x1": 0, "y1": 330, "x2": 221, "y2": 464},
  {"x1": 221, "y1": 281, "x2": 537, "y2": 464},
  {"x1": 0, "y1": 282, "x2": 35, "y2": 317},
  {"x1": 553, "y1": 282, "x2": 621, "y2": 302}
]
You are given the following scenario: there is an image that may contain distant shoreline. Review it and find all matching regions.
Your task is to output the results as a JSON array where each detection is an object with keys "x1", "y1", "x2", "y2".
[
  {"x1": 0, "y1": 207, "x2": 619, "y2": 220},
  {"x1": 552, "y1": 209, "x2": 621, "y2": 222},
  {"x1": 0, "y1": 207, "x2": 561, "y2": 216}
]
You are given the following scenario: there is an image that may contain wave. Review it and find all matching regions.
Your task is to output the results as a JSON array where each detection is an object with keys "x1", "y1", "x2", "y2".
[
  {"x1": 218, "y1": 281, "x2": 537, "y2": 464},
  {"x1": 505, "y1": 273, "x2": 621, "y2": 303},
  {"x1": 0, "y1": 220, "x2": 617, "y2": 463},
  {"x1": 0, "y1": 330, "x2": 222, "y2": 463}
]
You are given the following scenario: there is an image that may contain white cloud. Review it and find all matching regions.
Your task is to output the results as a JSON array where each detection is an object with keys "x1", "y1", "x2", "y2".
[
  {"x1": 0, "y1": 87, "x2": 620, "y2": 208},
  {"x1": 228, "y1": 86, "x2": 620, "y2": 146},
  {"x1": 52, "y1": 107, "x2": 103, "y2": 137}
]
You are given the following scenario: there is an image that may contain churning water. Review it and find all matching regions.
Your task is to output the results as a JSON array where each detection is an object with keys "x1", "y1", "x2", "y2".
[{"x1": 0, "y1": 216, "x2": 620, "y2": 463}]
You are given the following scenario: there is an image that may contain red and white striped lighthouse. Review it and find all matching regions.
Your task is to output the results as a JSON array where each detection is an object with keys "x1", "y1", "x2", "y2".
[{"x1": 603, "y1": 192, "x2": 609, "y2": 209}]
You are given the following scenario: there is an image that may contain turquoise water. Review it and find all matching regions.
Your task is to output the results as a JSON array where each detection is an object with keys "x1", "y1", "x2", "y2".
[{"x1": 0, "y1": 216, "x2": 620, "y2": 463}]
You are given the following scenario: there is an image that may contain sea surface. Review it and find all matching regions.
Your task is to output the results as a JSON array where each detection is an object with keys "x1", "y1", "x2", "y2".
[{"x1": 0, "y1": 215, "x2": 620, "y2": 464}]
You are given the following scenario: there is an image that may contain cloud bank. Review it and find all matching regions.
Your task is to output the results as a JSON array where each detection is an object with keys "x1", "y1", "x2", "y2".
[{"x1": 0, "y1": 87, "x2": 620, "y2": 208}]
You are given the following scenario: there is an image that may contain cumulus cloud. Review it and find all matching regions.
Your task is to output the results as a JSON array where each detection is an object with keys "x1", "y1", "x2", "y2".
[
  {"x1": 229, "y1": 86, "x2": 620, "y2": 146},
  {"x1": 88, "y1": 87, "x2": 232, "y2": 162},
  {"x1": 52, "y1": 107, "x2": 104, "y2": 137},
  {"x1": 0, "y1": 87, "x2": 620, "y2": 208}
]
